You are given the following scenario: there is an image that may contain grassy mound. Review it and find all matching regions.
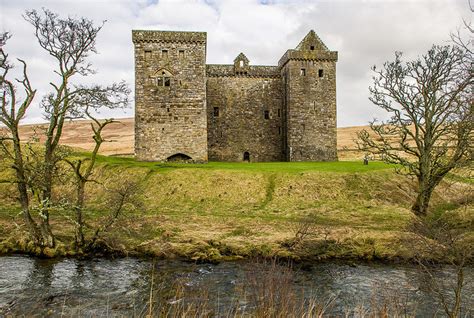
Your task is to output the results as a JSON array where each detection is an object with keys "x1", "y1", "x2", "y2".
[{"x1": 0, "y1": 158, "x2": 472, "y2": 261}]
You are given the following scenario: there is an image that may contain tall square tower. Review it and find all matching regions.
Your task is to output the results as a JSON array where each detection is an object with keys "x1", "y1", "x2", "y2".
[{"x1": 132, "y1": 30, "x2": 208, "y2": 162}]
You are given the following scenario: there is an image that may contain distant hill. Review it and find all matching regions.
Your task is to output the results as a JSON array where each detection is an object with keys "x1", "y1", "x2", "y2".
[{"x1": 9, "y1": 118, "x2": 368, "y2": 159}]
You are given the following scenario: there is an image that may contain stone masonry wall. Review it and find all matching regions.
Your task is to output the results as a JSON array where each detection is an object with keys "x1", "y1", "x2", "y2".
[
  {"x1": 133, "y1": 29, "x2": 338, "y2": 163},
  {"x1": 281, "y1": 55, "x2": 337, "y2": 161},
  {"x1": 206, "y1": 67, "x2": 283, "y2": 162},
  {"x1": 133, "y1": 31, "x2": 208, "y2": 162}
]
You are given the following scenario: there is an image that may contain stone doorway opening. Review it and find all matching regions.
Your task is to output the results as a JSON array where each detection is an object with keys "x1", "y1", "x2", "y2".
[
  {"x1": 243, "y1": 152, "x2": 250, "y2": 162},
  {"x1": 167, "y1": 153, "x2": 192, "y2": 162}
]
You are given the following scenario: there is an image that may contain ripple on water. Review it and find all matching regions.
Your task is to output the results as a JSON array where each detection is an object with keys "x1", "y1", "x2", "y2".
[{"x1": 0, "y1": 256, "x2": 473, "y2": 317}]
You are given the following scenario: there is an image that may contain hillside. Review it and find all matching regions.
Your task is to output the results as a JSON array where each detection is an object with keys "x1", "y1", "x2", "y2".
[
  {"x1": 0, "y1": 158, "x2": 471, "y2": 261},
  {"x1": 10, "y1": 118, "x2": 367, "y2": 159},
  {"x1": 1, "y1": 120, "x2": 471, "y2": 261}
]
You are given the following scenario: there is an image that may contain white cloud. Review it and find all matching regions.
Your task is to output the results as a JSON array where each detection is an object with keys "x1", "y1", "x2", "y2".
[{"x1": 0, "y1": 0, "x2": 470, "y2": 126}]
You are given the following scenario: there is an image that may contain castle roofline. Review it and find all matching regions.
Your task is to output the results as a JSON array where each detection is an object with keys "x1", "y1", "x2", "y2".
[
  {"x1": 278, "y1": 30, "x2": 337, "y2": 67},
  {"x1": 233, "y1": 52, "x2": 249, "y2": 63},
  {"x1": 278, "y1": 49, "x2": 338, "y2": 68},
  {"x1": 132, "y1": 30, "x2": 207, "y2": 44},
  {"x1": 295, "y1": 30, "x2": 329, "y2": 51},
  {"x1": 206, "y1": 64, "x2": 279, "y2": 78}
]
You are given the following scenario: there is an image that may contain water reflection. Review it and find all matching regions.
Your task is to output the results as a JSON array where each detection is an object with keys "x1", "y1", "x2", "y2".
[{"x1": 0, "y1": 256, "x2": 472, "y2": 317}]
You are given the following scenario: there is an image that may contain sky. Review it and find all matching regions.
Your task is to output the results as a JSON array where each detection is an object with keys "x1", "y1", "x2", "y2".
[{"x1": 0, "y1": 0, "x2": 471, "y2": 127}]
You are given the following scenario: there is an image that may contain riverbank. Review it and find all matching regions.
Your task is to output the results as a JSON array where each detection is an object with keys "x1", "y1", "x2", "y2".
[{"x1": 0, "y1": 159, "x2": 472, "y2": 262}]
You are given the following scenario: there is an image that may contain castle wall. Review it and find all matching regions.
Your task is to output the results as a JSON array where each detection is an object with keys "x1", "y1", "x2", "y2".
[
  {"x1": 133, "y1": 29, "x2": 338, "y2": 163},
  {"x1": 280, "y1": 51, "x2": 338, "y2": 161},
  {"x1": 206, "y1": 65, "x2": 283, "y2": 162},
  {"x1": 133, "y1": 31, "x2": 208, "y2": 162}
]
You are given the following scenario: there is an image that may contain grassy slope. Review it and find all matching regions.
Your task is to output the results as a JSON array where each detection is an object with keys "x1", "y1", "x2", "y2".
[{"x1": 0, "y1": 157, "x2": 472, "y2": 261}]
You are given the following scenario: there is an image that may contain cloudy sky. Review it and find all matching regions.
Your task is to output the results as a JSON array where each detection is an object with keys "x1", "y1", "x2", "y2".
[{"x1": 0, "y1": 0, "x2": 471, "y2": 127}]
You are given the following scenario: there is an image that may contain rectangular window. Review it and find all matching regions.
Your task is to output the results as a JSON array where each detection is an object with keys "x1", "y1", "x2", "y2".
[
  {"x1": 300, "y1": 68, "x2": 306, "y2": 76},
  {"x1": 318, "y1": 69, "x2": 324, "y2": 78},
  {"x1": 157, "y1": 77, "x2": 163, "y2": 86},
  {"x1": 278, "y1": 126, "x2": 281, "y2": 135},
  {"x1": 144, "y1": 50, "x2": 152, "y2": 61},
  {"x1": 164, "y1": 77, "x2": 171, "y2": 87},
  {"x1": 179, "y1": 50, "x2": 185, "y2": 59},
  {"x1": 264, "y1": 110, "x2": 270, "y2": 120},
  {"x1": 162, "y1": 49, "x2": 168, "y2": 59},
  {"x1": 277, "y1": 108, "x2": 281, "y2": 117},
  {"x1": 213, "y1": 107, "x2": 219, "y2": 117},
  {"x1": 310, "y1": 45, "x2": 315, "y2": 50}
]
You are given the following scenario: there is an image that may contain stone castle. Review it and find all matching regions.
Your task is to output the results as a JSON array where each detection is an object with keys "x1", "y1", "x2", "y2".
[{"x1": 132, "y1": 29, "x2": 337, "y2": 162}]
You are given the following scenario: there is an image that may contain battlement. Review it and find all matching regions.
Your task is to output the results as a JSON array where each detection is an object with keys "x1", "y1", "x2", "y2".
[
  {"x1": 206, "y1": 64, "x2": 279, "y2": 78},
  {"x1": 278, "y1": 50, "x2": 338, "y2": 68},
  {"x1": 132, "y1": 30, "x2": 207, "y2": 44}
]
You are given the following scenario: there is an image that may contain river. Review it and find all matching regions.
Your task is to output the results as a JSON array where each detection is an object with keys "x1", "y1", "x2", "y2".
[{"x1": 0, "y1": 255, "x2": 472, "y2": 317}]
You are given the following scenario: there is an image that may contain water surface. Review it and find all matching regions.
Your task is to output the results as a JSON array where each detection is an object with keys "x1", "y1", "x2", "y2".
[{"x1": 0, "y1": 256, "x2": 472, "y2": 317}]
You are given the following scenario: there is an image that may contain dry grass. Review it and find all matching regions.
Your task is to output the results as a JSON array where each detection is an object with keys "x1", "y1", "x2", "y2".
[
  {"x1": 1, "y1": 118, "x2": 135, "y2": 156},
  {"x1": 1, "y1": 118, "x2": 370, "y2": 159}
]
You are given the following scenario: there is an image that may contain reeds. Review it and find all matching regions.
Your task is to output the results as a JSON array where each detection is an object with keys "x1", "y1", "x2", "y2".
[{"x1": 142, "y1": 258, "x2": 334, "y2": 318}]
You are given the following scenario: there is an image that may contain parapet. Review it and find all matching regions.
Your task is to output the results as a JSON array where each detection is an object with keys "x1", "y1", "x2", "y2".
[
  {"x1": 278, "y1": 50, "x2": 338, "y2": 68},
  {"x1": 206, "y1": 64, "x2": 280, "y2": 78},
  {"x1": 132, "y1": 30, "x2": 207, "y2": 44}
]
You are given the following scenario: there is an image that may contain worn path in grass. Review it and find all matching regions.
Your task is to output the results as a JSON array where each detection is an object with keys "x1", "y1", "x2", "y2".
[{"x1": 0, "y1": 159, "x2": 472, "y2": 261}]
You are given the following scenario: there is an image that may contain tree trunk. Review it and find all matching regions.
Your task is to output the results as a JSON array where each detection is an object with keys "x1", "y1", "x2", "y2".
[
  {"x1": 38, "y1": 211, "x2": 55, "y2": 248},
  {"x1": 11, "y1": 129, "x2": 42, "y2": 244},
  {"x1": 38, "y1": 146, "x2": 56, "y2": 248},
  {"x1": 18, "y1": 183, "x2": 41, "y2": 244},
  {"x1": 75, "y1": 181, "x2": 86, "y2": 248},
  {"x1": 412, "y1": 185, "x2": 435, "y2": 217}
]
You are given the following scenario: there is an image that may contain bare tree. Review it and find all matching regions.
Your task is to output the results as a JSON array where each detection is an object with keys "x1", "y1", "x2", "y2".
[
  {"x1": 1, "y1": 9, "x2": 129, "y2": 249},
  {"x1": 0, "y1": 33, "x2": 43, "y2": 244},
  {"x1": 358, "y1": 44, "x2": 473, "y2": 216},
  {"x1": 20, "y1": 9, "x2": 106, "y2": 247},
  {"x1": 65, "y1": 83, "x2": 130, "y2": 248}
]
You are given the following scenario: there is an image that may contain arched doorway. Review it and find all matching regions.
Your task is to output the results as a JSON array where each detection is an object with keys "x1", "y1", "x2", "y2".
[
  {"x1": 243, "y1": 151, "x2": 250, "y2": 162},
  {"x1": 167, "y1": 153, "x2": 192, "y2": 162}
]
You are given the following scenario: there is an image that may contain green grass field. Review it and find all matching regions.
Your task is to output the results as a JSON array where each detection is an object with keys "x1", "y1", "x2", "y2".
[{"x1": 95, "y1": 154, "x2": 395, "y2": 173}]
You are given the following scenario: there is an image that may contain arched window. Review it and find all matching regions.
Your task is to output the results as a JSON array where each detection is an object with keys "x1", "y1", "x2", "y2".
[
  {"x1": 243, "y1": 152, "x2": 250, "y2": 162},
  {"x1": 153, "y1": 69, "x2": 173, "y2": 87}
]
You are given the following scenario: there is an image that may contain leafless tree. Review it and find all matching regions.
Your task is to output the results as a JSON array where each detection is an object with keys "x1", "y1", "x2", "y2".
[
  {"x1": 358, "y1": 44, "x2": 473, "y2": 216},
  {"x1": 65, "y1": 84, "x2": 130, "y2": 248},
  {"x1": 1, "y1": 9, "x2": 129, "y2": 249},
  {"x1": 0, "y1": 33, "x2": 43, "y2": 244},
  {"x1": 21, "y1": 9, "x2": 106, "y2": 247}
]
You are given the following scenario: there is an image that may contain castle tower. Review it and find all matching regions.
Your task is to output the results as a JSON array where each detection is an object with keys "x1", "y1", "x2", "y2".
[
  {"x1": 132, "y1": 30, "x2": 208, "y2": 162},
  {"x1": 279, "y1": 30, "x2": 338, "y2": 161}
]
